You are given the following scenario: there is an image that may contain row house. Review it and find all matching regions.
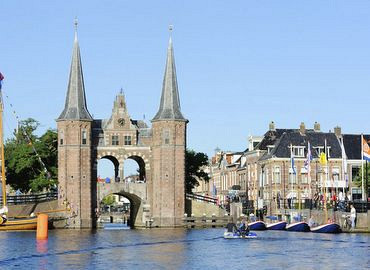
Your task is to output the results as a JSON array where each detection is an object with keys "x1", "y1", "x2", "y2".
[{"x1": 203, "y1": 121, "x2": 369, "y2": 212}]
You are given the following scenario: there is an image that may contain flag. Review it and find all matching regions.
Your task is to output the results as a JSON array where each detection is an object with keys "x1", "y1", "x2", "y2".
[
  {"x1": 340, "y1": 138, "x2": 348, "y2": 185},
  {"x1": 319, "y1": 152, "x2": 327, "y2": 165},
  {"x1": 291, "y1": 145, "x2": 296, "y2": 175},
  {"x1": 0, "y1": 72, "x2": 4, "y2": 90},
  {"x1": 362, "y1": 136, "x2": 370, "y2": 162},
  {"x1": 304, "y1": 141, "x2": 312, "y2": 170},
  {"x1": 212, "y1": 183, "x2": 217, "y2": 196},
  {"x1": 304, "y1": 141, "x2": 312, "y2": 181}
]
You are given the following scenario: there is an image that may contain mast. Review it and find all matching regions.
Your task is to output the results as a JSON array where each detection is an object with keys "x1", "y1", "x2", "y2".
[
  {"x1": 361, "y1": 134, "x2": 365, "y2": 200},
  {"x1": 0, "y1": 87, "x2": 6, "y2": 207},
  {"x1": 324, "y1": 139, "x2": 328, "y2": 222}
]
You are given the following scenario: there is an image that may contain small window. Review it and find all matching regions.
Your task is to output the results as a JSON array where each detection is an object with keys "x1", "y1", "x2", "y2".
[
  {"x1": 124, "y1": 136, "x2": 132, "y2": 145},
  {"x1": 82, "y1": 130, "x2": 87, "y2": 145},
  {"x1": 163, "y1": 130, "x2": 170, "y2": 145},
  {"x1": 112, "y1": 135, "x2": 119, "y2": 146},
  {"x1": 60, "y1": 131, "x2": 64, "y2": 145}
]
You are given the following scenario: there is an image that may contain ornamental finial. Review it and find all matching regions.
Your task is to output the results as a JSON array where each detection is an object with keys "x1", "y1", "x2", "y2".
[{"x1": 74, "y1": 17, "x2": 78, "y2": 31}]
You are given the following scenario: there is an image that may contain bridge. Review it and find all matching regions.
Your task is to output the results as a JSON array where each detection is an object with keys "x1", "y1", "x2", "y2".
[{"x1": 97, "y1": 182, "x2": 150, "y2": 227}]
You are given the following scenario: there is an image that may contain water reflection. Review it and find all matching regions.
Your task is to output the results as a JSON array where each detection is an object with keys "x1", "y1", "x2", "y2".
[
  {"x1": 0, "y1": 229, "x2": 368, "y2": 269},
  {"x1": 36, "y1": 240, "x2": 48, "y2": 270}
]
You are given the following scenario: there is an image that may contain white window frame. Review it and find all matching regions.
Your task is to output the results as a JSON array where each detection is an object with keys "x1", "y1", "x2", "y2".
[{"x1": 273, "y1": 166, "x2": 281, "y2": 184}]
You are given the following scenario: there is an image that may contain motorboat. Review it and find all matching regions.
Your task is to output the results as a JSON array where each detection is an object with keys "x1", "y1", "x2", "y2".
[
  {"x1": 286, "y1": 221, "x2": 310, "y2": 232},
  {"x1": 224, "y1": 231, "x2": 257, "y2": 239},
  {"x1": 248, "y1": 220, "x2": 267, "y2": 231},
  {"x1": 266, "y1": 221, "x2": 287, "y2": 230},
  {"x1": 310, "y1": 223, "x2": 341, "y2": 234}
]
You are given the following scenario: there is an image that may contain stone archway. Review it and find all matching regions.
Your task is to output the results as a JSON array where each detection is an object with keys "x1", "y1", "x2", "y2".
[
  {"x1": 97, "y1": 182, "x2": 147, "y2": 227},
  {"x1": 98, "y1": 155, "x2": 120, "y2": 180},
  {"x1": 124, "y1": 155, "x2": 146, "y2": 182},
  {"x1": 112, "y1": 191, "x2": 141, "y2": 228}
]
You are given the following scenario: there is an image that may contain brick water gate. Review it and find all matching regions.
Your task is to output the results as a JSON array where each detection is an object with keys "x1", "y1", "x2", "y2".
[{"x1": 56, "y1": 25, "x2": 188, "y2": 228}]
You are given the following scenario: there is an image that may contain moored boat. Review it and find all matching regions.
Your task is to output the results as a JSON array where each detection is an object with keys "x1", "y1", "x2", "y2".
[
  {"x1": 0, "y1": 216, "x2": 37, "y2": 231},
  {"x1": 0, "y1": 74, "x2": 38, "y2": 231},
  {"x1": 266, "y1": 221, "x2": 287, "y2": 230},
  {"x1": 310, "y1": 223, "x2": 341, "y2": 234},
  {"x1": 286, "y1": 221, "x2": 310, "y2": 232},
  {"x1": 248, "y1": 221, "x2": 267, "y2": 231}
]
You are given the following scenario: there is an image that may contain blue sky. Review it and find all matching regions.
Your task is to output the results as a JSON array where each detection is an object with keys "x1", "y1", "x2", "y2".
[{"x1": 1, "y1": 1, "x2": 370, "y2": 177}]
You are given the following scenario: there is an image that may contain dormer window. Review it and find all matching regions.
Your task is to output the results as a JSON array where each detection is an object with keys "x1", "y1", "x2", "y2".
[
  {"x1": 267, "y1": 145, "x2": 275, "y2": 154},
  {"x1": 292, "y1": 146, "x2": 305, "y2": 157},
  {"x1": 313, "y1": 146, "x2": 331, "y2": 158}
]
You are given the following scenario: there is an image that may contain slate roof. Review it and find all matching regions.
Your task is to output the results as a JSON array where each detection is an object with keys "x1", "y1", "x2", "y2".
[
  {"x1": 57, "y1": 31, "x2": 92, "y2": 121},
  {"x1": 152, "y1": 37, "x2": 187, "y2": 122},
  {"x1": 256, "y1": 129, "x2": 296, "y2": 150},
  {"x1": 343, "y1": 134, "x2": 370, "y2": 160},
  {"x1": 259, "y1": 130, "x2": 342, "y2": 161}
]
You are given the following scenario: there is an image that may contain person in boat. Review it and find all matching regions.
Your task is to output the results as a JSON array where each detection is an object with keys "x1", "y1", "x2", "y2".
[
  {"x1": 226, "y1": 218, "x2": 238, "y2": 233},
  {"x1": 238, "y1": 218, "x2": 250, "y2": 236}
]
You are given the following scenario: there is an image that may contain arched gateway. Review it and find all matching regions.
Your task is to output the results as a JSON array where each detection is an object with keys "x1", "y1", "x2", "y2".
[{"x1": 56, "y1": 26, "x2": 188, "y2": 228}]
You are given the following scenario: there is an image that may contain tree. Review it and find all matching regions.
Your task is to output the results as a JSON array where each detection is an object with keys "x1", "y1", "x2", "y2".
[
  {"x1": 4, "y1": 118, "x2": 58, "y2": 192},
  {"x1": 101, "y1": 195, "x2": 116, "y2": 206},
  {"x1": 352, "y1": 163, "x2": 370, "y2": 187},
  {"x1": 185, "y1": 149, "x2": 210, "y2": 193}
]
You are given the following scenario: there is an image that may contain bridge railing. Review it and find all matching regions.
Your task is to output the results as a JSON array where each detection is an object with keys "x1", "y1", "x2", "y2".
[
  {"x1": 186, "y1": 193, "x2": 218, "y2": 205},
  {"x1": 0, "y1": 191, "x2": 58, "y2": 206}
]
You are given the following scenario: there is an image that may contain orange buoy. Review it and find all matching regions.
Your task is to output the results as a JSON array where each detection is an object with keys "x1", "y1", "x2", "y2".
[{"x1": 36, "y1": 214, "x2": 48, "y2": 240}]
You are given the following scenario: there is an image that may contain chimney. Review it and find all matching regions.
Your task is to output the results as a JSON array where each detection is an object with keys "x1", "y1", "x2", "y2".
[
  {"x1": 269, "y1": 121, "x2": 275, "y2": 131},
  {"x1": 334, "y1": 126, "x2": 341, "y2": 137},
  {"x1": 299, "y1": 122, "x2": 305, "y2": 134},
  {"x1": 314, "y1": 121, "x2": 320, "y2": 132}
]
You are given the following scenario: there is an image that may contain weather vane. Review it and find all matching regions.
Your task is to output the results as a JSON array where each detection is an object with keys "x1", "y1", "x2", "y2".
[{"x1": 74, "y1": 17, "x2": 78, "y2": 31}]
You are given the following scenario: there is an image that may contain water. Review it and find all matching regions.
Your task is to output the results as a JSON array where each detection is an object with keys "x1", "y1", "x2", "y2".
[{"x1": 0, "y1": 229, "x2": 368, "y2": 269}]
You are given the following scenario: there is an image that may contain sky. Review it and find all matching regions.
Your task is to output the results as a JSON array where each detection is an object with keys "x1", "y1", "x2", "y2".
[{"x1": 1, "y1": 1, "x2": 370, "y2": 177}]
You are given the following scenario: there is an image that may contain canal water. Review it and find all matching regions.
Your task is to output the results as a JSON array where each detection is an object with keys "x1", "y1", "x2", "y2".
[{"x1": 0, "y1": 228, "x2": 368, "y2": 269}]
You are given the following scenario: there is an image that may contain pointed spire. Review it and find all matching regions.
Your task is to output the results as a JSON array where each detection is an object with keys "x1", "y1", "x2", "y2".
[
  {"x1": 57, "y1": 19, "x2": 92, "y2": 121},
  {"x1": 152, "y1": 27, "x2": 186, "y2": 122}
]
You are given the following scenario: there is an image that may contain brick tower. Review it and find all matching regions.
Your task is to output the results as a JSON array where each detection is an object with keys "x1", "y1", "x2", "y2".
[
  {"x1": 56, "y1": 22, "x2": 96, "y2": 228},
  {"x1": 151, "y1": 36, "x2": 188, "y2": 227}
]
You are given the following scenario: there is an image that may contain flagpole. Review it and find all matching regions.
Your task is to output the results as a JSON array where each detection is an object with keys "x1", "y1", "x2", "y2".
[
  {"x1": 290, "y1": 144, "x2": 294, "y2": 212},
  {"x1": 341, "y1": 137, "x2": 345, "y2": 195},
  {"x1": 307, "y1": 141, "x2": 312, "y2": 216},
  {"x1": 361, "y1": 134, "x2": 365, "y2": 200},
  {"x1": 324, "y1": 139, "x2": 328, "y2": 223}
]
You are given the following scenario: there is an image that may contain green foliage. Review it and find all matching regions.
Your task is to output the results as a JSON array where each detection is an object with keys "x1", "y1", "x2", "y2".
[
  {"x1": 4, "y1": 118, "x2": 58, "y2": 192},
  {"x1": 352, "y1": 163, "x2": 370, "y2": 187},
  {"x1": 102, "y1": 195, "x2": 115, "y2": 206},
  {"x1": 185, "y1": 149, "x2": 210, "y2": 193}
]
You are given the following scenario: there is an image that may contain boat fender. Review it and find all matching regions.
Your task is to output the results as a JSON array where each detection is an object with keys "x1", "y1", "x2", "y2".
[{"x1": 0, "y1": 216, "x2": 6, "y2": 225}]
